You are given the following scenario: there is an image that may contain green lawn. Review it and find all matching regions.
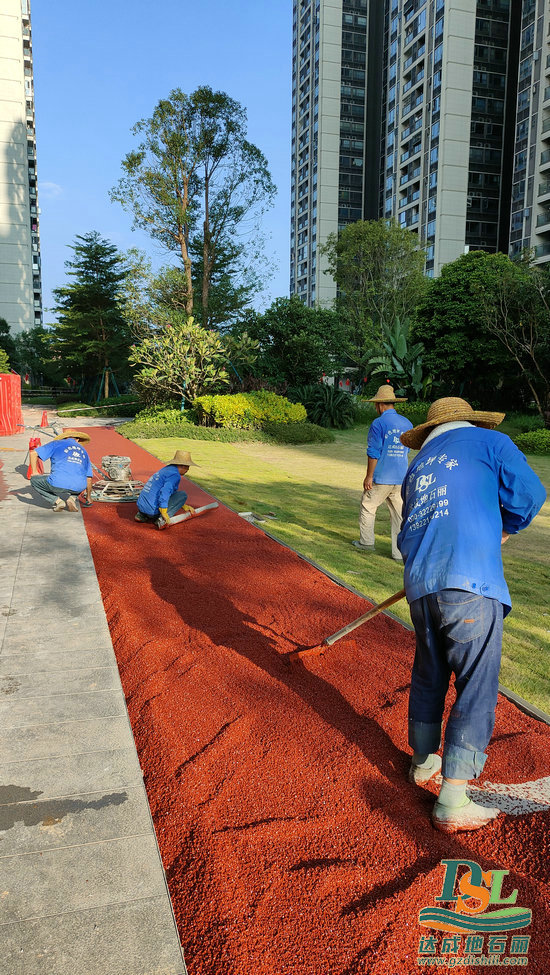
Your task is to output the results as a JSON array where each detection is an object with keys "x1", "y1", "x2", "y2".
[{"x1": 135, "y1": 426, "x2": 550, "y2": 714}]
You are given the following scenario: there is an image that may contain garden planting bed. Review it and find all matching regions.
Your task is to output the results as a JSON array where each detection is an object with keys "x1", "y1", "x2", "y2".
[{"x1": 80, "y1": 427, "x2": 550, "y2": 975}]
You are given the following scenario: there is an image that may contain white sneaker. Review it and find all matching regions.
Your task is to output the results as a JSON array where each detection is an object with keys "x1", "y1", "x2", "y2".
[
  {"x1": 52, "y1": 498, "x2": 66, "y2": 512},
  {"x1": 409, "y1": 753, "x2": 442, "y2": 785},
  {"x1": 66, "y1": 496, "x2": 79, "y2": 512},
  {"x1": 432, "y1": 798, "x2": 500, "y2": 834}
]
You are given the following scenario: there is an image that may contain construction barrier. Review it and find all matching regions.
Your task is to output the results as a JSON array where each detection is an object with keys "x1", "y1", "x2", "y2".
[
  {"x1": 0, "y1": 373, "x2": 23, "y2": 436},
  {"x1": 26, "y1": 437, "x2": 44, "y2": 478}
]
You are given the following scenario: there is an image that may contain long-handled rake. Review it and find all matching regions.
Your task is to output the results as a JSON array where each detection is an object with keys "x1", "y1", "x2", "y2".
[{"x1": 285, "y1": 587, "x2": 406, "y2": 664}]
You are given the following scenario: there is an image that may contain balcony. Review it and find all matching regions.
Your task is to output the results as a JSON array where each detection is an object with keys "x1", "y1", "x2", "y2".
[
  {"x1": 536, "y1": 210, "x2": 550, "y2": 232},
  {"x1": 545, "y1": 86, "x2": 550, "y2": 106},
  {"x1": 541, "y1": 148, "x2": 550, "y2": 169},
  {"x1": 538, "y1": 181, "x2": 550, "y2": 202},
  {"x1": 534, "y1": 242, "x2": 550, "y2": 262},
  {"x1": 541, "y1": 116, "x2": 550, "y2": 140}
]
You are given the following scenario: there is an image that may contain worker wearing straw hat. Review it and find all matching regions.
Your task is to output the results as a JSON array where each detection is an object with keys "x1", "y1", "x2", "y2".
[
  {"x1": 135, "y1": 450, "x2": 197, "y2": 529},
  {"x1": 353, "y1": 384, "x2": 412, "y2": 561},
  {"x1": 29, "y1": 429, "x2": 93, "y2": 512},
  {"x1": 398, "y1": 397, "x2": 546, "y2": 833}
]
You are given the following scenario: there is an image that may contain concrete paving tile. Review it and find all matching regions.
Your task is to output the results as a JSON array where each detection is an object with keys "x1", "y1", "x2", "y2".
[
  {"x1": 0, "y1": 785, "x2": 151, "y2": 855},
  {"x1": 0, "y1": 748, "x2": 143, "y2": 801},
  {"x1": 0, "y1": 689, "x2": 126, "y2": 729},
  {"x1": 0, "y1": 646, "x2": 115, "y2": 675},
  {"x1": 1, "y1": 617, "x2": 111, "y2": 655},
  {"x1": 0, "y1": 666, "x2": 120, "y2": 699},
  {"x1": 0, "y1": 716, "x2": 135, "y2": 762},
  {"x1": 0, "y1": 834, "x2": 166, "y2": 923},
  {"x1": 0, "y1": 896, "x2": 186, "y2": 975}
]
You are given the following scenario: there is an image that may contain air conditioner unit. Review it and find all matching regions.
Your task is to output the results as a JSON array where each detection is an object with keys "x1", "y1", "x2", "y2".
[{"x1": 533, "y1": 51, "x2": 539, "y2": 61}]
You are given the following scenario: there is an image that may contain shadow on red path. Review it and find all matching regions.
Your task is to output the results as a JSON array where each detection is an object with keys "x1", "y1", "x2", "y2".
[{"x1": 79, "y1": 428, "x2": 550, "y2": 975}]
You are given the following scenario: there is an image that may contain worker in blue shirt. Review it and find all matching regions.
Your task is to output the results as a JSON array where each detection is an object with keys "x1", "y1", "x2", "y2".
[
  {"x1": 29, "y1": 429, "x2": 93, "y2": 511},
  {"x1": 353, "y1": 384, "x2": 413, "y2": 561},
  {"x1": 135, "y1": 449, "x2": 196, "y2": 529},
  {"x1": 398, "y1": 397, "x2": 546, "y2": 834}
]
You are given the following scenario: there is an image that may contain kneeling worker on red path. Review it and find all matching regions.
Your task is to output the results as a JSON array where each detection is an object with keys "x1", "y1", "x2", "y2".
[
  {"x1": 397, "y1": 397, "x2": 546, "y2": 834},
  {"x1": 29, "y1": 429, "x2": 93, "y2": 511},
  {"x1": 135, "y1": 450, "x2": 196, "y2": 529}
]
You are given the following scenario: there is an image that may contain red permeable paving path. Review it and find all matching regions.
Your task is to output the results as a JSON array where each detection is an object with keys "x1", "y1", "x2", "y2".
[{"x1": 78, "y1": 428, "x2": 550, "y2": 975}]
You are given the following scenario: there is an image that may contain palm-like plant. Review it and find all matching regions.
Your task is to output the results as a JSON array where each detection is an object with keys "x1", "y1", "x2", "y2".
[
  {"x1": 368, "y1": 317, "x2": 431, "y2": 398},
  {"x1": 290, "y1": 383, "x2": 356, "y2": 429}
]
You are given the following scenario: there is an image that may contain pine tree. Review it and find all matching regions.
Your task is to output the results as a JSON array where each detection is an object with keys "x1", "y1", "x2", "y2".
[{"x1": 51, "y1": 232, "x2": 132, "y2": 399}]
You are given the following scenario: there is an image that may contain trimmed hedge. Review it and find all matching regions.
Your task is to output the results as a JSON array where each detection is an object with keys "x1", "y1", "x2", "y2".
[
  {"x1": 193, "y1": 391, "x2": 306, "y2": 429},
  {"x1": 262, "y1": 421, "x2": 335, "y2": 444},
  {"x1": 513, "y1": 429, "x2": 550, "y2": 455}
]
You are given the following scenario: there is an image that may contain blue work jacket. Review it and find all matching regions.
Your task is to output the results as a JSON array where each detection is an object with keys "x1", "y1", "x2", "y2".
[{"x1": 398, "y1": 427, "x2": 546, "y2": 614}]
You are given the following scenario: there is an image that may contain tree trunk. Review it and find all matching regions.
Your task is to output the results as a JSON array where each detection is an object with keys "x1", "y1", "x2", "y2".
[
  {"x1": 104, "y1": 365, "x2": 109, "y2": 400},
  {"x1": 202, "y1": 168, "x2": 210, "y2": 329}
]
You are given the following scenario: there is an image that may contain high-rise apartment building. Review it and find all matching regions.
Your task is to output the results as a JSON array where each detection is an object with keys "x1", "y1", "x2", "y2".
[
  {"x1": 290, "y1": 0, "x2": 545, "y2": 306},
  {"x1": 509, "y1": 0, "x2": 550, "y2": 264},
  {"x1": 0, "y1": 0, "x2": 42, "y2": 334},
  {"x1": 290, "y1": 0, "x2": 384, "y2": 307}
]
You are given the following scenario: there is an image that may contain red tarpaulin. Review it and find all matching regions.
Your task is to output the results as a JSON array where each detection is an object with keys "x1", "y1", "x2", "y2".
[{"x1": 0, "y1": 373, "x2": 23, "y2": 436}]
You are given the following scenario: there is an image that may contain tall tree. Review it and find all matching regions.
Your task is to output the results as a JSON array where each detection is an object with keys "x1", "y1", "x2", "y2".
[
  {"x1": 473, "y1": 254, "x2": 550, "y2": 425},
  {"x1": 320, "y1": 218, "x2": 428, "y2": 365},
  {"x1": 110, "y1": 86, "x2": 276, "y2": 325},
  {"x1": 51, "y1": 232, "x2": 132, "y2": 399}
]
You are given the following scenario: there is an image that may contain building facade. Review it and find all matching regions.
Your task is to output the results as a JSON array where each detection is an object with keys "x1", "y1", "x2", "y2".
[
  {"x1": 0, "y1": 0, "x2": 42, "y2": 335},
  {"x1": 290, "y1": 0, "x2": 544, "y2": 305},
  {"x1": 509, "y1": 0, "x2": 550, "y2": 264}
]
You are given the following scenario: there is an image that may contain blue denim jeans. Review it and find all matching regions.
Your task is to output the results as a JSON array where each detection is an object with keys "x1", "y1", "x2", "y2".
[
  {"x1": 166, "y1": 491, "x2": 188, "y2": 518},
  {"x1": 408, "y1": 590, "x2": 503, "y2": 780}
]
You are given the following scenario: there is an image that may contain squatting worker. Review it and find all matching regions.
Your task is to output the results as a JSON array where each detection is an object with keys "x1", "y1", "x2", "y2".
[
  {"x1": 29, "y1": 429, "x2": 93, "y2": 512},
  {"x1": 135, "y1": 450, "x2": 196, "y2": 529},
  {"x1": 353, "y1": 384, "x2": 413, "y2": 561},
  {"x1": 398, "y1": 397, "x2": 546, "y2": 834}
]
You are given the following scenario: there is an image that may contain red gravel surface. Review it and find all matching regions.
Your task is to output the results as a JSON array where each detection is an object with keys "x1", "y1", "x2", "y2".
[{"x1": 80, "y1": 428, "x2": 550, "y2": 975}]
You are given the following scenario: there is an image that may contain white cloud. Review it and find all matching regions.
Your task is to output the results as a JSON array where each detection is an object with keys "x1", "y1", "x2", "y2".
[{"x1": 38, "y1": 181, "x2": 63, "y2": 198}]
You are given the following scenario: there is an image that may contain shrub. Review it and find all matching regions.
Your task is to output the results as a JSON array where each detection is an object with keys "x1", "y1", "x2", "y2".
[
  {"x1": 262, "y1": 421, "x2": 335, "y2": 444},
  {"x1": 399, "y1": 401, "x2": 431, "y2": 425},
  {"x1": 513, "y1": 429, "x2": 550, "y2": 455},
  {"x1": 504, "y1": 412, "x2": 544, "y2": 434},
  {"x1": 193, "y1": 391, "x2": 306, "y2": 429},
  {"x1": 352, "y1": 397, "x2": 377, "y2": 425},
  {"x1": 119, "y1": 413, "x2": 266, "y2": 441},
  {"x1": 289, "y1": 384, "x2": 356, "y2": 429}
]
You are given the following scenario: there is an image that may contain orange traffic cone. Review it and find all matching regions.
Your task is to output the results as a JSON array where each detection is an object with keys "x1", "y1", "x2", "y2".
[
  {"x1": 40, "y1": 411, "x2": 48, "y2": 427},
  {"x1": 27, "y1": 437, "x2": 44, "y2": 479}
]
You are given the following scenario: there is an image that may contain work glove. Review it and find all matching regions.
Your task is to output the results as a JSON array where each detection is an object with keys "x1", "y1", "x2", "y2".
[
  {"x1": 159, "y1": 507, "x2": 170, "y2": 524},
  {"x1": 183, "y1": 504, "x2": 196, "y2": 515}
]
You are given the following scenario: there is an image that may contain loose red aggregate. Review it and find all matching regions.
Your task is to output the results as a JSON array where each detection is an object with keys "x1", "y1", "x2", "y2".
[{"x1": 79, "y1": 428, "x2": 550, "y2": 975}]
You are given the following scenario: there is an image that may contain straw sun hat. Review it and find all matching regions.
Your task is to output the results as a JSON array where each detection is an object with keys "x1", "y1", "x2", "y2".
[
  {"x1": 167, "y1": 450, "x2": 198, "y2": 467},
  {"x1": 401, "y1": 397, "x2": 505, "y2": 450},
  {"x1": 369, "y1": 384, "x2": 407, "y2": 403},
  {"x1": 53, "y1": 429, "x2": 91, "y2": 443}
]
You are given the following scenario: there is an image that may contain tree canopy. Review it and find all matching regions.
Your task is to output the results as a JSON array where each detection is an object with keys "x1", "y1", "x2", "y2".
[
  {"x1": 111, "y1": 86, "x2": 276, "y2": 326},
  {"x1": 412, "y1": 250, "x2": 550, "y2": 416},
  {"x1": 320, "y1": 218, "x2": 428, "y2": 369},
  {"x1": 234, "y1": 295, "x2": 349, "y2": 387}
]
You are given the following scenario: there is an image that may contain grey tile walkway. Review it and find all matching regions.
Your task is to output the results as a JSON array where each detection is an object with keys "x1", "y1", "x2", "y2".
[{"x1": 0, "y1": 415, "x2": 187, "y2": 974}]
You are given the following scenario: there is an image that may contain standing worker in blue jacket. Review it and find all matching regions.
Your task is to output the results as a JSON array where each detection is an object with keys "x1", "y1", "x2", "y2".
[
  {"x1": 135, "y1": 449, "x2": 196, "y2": 529},
  {"x1": 353, "y1": 384, "x2": 413, "y2": 561},
  {"x1": 398, "y1": 397, "x2": 546, "y2": 834}
]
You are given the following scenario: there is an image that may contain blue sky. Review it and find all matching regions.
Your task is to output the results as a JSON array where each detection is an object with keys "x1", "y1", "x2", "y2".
[{"x1": 31, "y1": 0, "x2": 292, "y2": 318}]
